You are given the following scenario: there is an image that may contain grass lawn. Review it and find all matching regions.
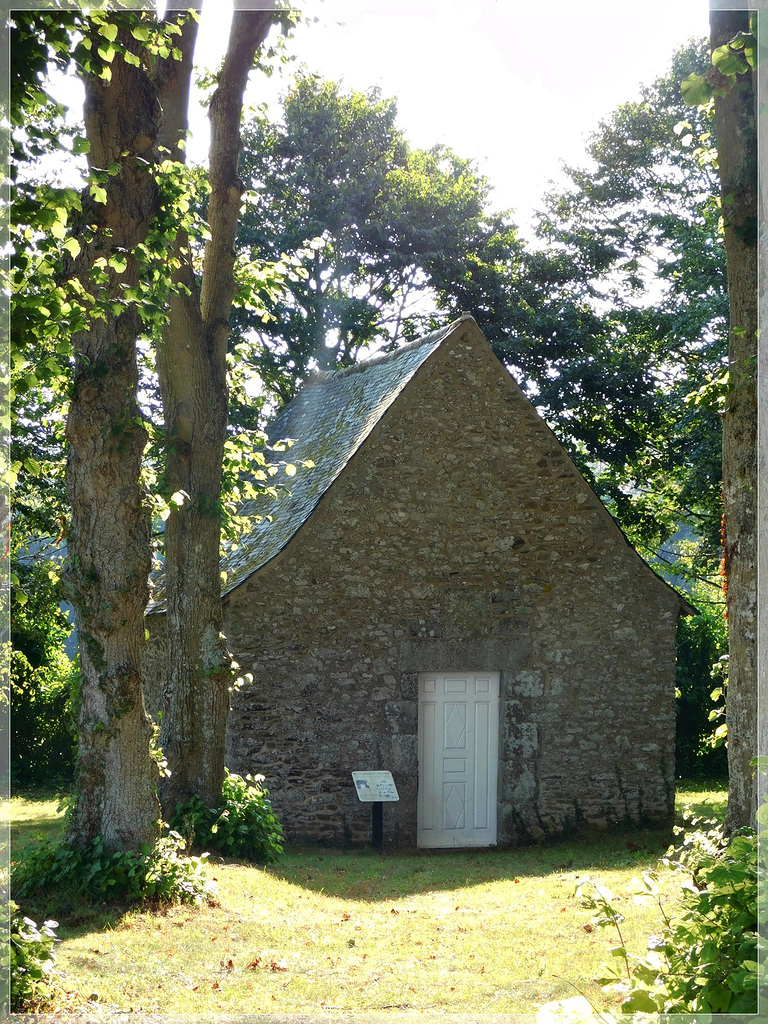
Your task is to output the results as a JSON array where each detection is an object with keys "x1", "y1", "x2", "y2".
[{"x1": 9, "y1": 779, "x2": 727, "y2": 1016}]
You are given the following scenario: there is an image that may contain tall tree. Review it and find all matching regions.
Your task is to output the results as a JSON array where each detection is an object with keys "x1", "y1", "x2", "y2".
[
  {"x1": 61, "y1": 14, "x2": 163, "y2": 849},
  {"x1": 154, "y1": 6, "x2": 279, "y2": 815},
  {"x1": 499, "y1": 40, "x2": 728, "y2": 578},
  {"x1": 10, "y1": 4, "x2": 291, "y2": 849},
  {"x1": 233, "y1": 74, "x2": 525, "y2": 412},
  {"x1": 707, "y1": 9, "x2": 758, "y2": 830}
]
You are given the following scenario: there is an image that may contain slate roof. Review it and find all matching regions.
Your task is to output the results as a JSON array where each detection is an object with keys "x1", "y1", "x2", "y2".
[{"x1": 147, "y1": 316, "x2": 464, "y2": 609}]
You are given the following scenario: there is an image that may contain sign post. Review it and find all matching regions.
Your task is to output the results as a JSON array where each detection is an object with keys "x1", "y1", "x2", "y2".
[{"x1": 351, "y1": 771, "x2": 399, "y2": 851}]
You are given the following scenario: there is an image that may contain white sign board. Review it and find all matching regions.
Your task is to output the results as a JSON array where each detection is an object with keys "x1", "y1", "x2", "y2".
[{"x1": 352, "y1": 770, "x2": 399, "y2": 802}]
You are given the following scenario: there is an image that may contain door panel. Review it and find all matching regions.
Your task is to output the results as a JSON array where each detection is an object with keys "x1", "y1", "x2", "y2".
[{"x1": 418, "y1": 671, "x2": 499, "y2": 848}]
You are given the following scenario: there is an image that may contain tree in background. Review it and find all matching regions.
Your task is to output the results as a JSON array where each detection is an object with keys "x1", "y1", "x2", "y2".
[
  {"x1": 10, "y1": 11, "x2": 82, "y2": 790},
  {"x1": 10, "y1": 553, "x2": 77, "y2": 785},
  {"x1": 498, "y1": 40, "x2": 726, "y2": 581},
  {"x1": 675, "y1": 582, "x2": 728, "y2": 779},
  {"x1": 232, "y1": 74, "x2": 526, "y2": 414}
]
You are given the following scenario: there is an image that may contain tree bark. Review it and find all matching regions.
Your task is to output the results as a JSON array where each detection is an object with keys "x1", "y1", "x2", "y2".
[
  {"x1": 64, "y1": 21, "x2": 161, "y2": 850},
  {"x1": 757, "y1": 9, "x2": 768, "y2": 821},
  {"x1": 157, "y1": 9, "x2": 275, "y2": 815},
  {"x1": 709, "y1": 9, "x2": 758, "y2": 832}
]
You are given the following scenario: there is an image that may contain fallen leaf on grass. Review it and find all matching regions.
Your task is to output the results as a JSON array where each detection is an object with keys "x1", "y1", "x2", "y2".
[{"x1": 245, "y1": 957, "x2": 288, "y2": 972}]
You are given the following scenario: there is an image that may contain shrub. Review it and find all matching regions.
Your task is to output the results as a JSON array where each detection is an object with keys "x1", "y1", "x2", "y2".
[
  {"x1": 11, "y1": 648, "x2": 77, "y2": 783},
  {"x1": 12, "y1": 830, "x2": 217, "y2": 907},
  {"x1": 10, "y1": 901, "x2": 58, "y2": 1011},
  {"x1": 675, "y1": 600, "x2": 728, "y2": 778},
  {"x1": 169, "y1": 770, "x2": 284, "y2": 863},
  {"x1": 577, "y1": 815, "x2": 759, "y2": 1015}
]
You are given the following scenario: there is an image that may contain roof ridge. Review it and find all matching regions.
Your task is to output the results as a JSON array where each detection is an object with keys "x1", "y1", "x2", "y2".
[{"x1": 304, "y1": 314, "x2": 474, "y2": 387}]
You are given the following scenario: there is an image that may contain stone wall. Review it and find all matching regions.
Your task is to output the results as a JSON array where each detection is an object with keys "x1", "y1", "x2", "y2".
[{"x1": 217, "y1": 323, "x2": 680, "y2": 847}]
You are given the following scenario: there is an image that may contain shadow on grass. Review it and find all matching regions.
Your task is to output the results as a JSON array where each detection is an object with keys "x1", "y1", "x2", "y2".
[
  {"x1": 10, "y1": 777, "x2": 725, "y2": 933},
  {"x1": 264, "y1": 824, "x2": 674, "y2": 901},
  {"x1": 12, "y1": 815, "x2": 69, "y2": 852}
]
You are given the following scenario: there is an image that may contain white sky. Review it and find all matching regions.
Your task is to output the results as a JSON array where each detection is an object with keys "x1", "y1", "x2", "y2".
[{"x1": 188, "y1": 0, "x2": 712, "y2": 238}]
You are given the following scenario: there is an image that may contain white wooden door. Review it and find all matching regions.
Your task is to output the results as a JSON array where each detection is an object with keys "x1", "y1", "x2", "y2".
[{"x1": 417, "y1": 671, "x2": 499, "y2": 848}]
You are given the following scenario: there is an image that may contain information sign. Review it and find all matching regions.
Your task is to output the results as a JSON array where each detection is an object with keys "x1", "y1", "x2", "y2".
[{"x1": 351, "y1": 770, "x2": 399, "y2": 802}]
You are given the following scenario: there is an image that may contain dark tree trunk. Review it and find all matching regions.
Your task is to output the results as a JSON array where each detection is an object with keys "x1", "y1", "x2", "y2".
[
  {"x1": 157, "y1": 9, "x2": 275, "y2": 815},
  {"x1": 64, "y1": 22, "x2": 161, "y2": 850},
  {"x1": 757, "y1": 13, "x2": 768, "y2": 817},
  {"x1": 709, "y1": 9, "x2": 758, "y2": 832}
]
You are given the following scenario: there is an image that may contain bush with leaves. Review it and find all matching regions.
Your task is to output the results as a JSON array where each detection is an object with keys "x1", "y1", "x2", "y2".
[
  {"x1": 674, "y1": 590, "x2": 728, "y2": 778},
  {"x1": 11, "y1": 648, "x2": 77, "y2": 784},
  {"x1": 169, "y1": 770, "x2": 283, "y2": 863},
  {"x1": 11, "y1": 549, "x2": 78, "y2": 783},
  {"x1": 577, "y1": 815, "x2": 759, "y2": 1015},
  {"x1": 12, "y1": 830, "x2": 217, "y2": 908},
  {"x1": 10, "y1": 901, "x2": 58, "y2": 1011}
]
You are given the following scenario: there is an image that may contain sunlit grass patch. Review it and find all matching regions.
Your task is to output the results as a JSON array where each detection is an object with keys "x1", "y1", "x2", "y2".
[
  {"x1": 24, "y1": 841, "x2": 679, "y2": 1014},
  {"x1": 8, "y1": 787, "x2": 69, "y2": 861},
  {"x1": 674, "y1": 777, "x2": 728, "y2": 824}
]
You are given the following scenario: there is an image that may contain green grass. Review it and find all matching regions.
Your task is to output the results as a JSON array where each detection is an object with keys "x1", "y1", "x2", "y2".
[
  {"x1": 672, "y1": 776, "x2": 728, "y2": 823},
  {"x1": 9, "y1": 779, "x2": 728, "y2": 1015},
  {"x1": 8, "y1": 786, "x2": 71, "y2": 859}
]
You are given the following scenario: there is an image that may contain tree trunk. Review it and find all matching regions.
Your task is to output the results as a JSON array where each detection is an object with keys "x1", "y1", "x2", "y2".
[
  {"x1": 157, "y1": 9, "x2": 275, "y2": 815},
  {"x1": 710, "y1": 9, "x2": 758, "y2": 832},
  {"x1": 757, "y1": 11, "x2": 768, "y2": 818},
  {"x1": 64, "y1": 22, "x2": 161, "y2": 850}
]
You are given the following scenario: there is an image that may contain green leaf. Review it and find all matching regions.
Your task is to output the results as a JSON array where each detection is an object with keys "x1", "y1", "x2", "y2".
[
  {"x1": 681, "y1": 72, "x2": 713, "y2": 107},
  {"x1": 62, "y1": 237, "x2": 81, "y2": 258},
  {"x1": 131, "y1": 24, "x2": 150, "y2": 42},
  {"x1": 71, "y1": 136, "x2": 90, "y2": 155},
  {"x1": 99, "y1": 21, "x2": 119, "y2": 42},
  {"x1": 97, "y1": 43, "x2": 117, "y2": 64},
  {"x1": 108, "y1": 253, "x2": 128, "y2": 273},
  {"x1": 90, "y1": 184, "x2": 108, "y2": 204},
  {"x1": 623, "y1": 987, "x2": 662, "y2": 1012},
  {"x1": 712, "y1": 45, "x2": 749, "y2": 77}
]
